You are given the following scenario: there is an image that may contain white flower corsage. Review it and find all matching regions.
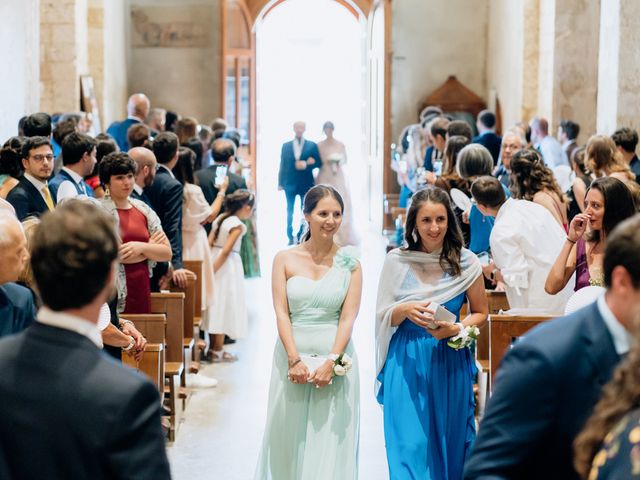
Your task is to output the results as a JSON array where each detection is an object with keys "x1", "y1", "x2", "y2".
[
  {"x1": 330, "y1": 353, "x2": 353, "y2": 376},
  {"x1": 447, "y1": 324, "x2": 480, "y2": 350}
]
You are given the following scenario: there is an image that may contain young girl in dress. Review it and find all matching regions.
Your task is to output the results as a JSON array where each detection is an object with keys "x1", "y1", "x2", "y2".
[{"x1": 207, "y1": 190, "x2": 255, "y2": 361}]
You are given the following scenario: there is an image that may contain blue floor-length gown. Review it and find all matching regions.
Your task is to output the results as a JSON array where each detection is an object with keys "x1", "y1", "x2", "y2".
[{"x1": 376, "y1": 292, "x2": 476, "y2": 480}]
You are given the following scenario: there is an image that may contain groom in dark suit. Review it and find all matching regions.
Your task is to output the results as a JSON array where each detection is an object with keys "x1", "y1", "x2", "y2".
[
  {"x1": 464, "y1": 214, "x2": 640, "y2": 480},
  {"x1": 278, "y1": 121, "x2": 321, "y2": 244},
  {"x1": 0, "y1": 200, "x2": 171, "y2": 479}
]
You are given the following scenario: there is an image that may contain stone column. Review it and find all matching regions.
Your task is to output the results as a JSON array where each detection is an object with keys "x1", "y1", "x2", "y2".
[
  {"x1": 552, "y1": 0, "x2": 600, "y2": 143},
  {"x1": 597, "y1": 0, "x2": 640, "y2": 133},
  {"x1": 40, "y1": 0, "x2": 89, "y2": 113}
]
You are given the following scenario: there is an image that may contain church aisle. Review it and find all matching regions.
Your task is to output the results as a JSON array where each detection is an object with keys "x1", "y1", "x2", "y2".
[{"x1": 167, "y1": 228, "x2": 390, "y2": 480}]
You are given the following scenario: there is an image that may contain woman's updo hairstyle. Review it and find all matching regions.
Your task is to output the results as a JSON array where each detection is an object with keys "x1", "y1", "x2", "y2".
[
  {"x1": 301, "y1": 185, "x2": 344, "y2": 242},
  {"x1": 509, "y1": 148, "x2": 564, "y2": 201},
  {"x1": 0, "y1": 136, "x2": 25, "y2": 178},
  {"x1": 210, "y1": 189, "x2": 255, "y2": 244}
]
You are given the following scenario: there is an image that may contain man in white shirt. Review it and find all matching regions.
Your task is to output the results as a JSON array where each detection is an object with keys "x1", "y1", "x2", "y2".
[
  {"x1": 49, "y1": 132, "x2": 97, "y2": 203},
  {"x1": 0, "y1": 200, "x2": 171, "y2": 479},
  {"x1": 470, "y1": 176, "x2": 573, "y2": 314},
  {"x1": 530, "y1": 117, "x2": 569, "y2": 168}
]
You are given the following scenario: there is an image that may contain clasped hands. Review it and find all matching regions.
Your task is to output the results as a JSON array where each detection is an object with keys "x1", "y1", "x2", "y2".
[
  {"x1": 400, "y1": 301, "x2": 461, "y2": 340},
  {"x1": 287, "y1": 359, "x2": 333, "y2": 389},
  {"x1": 121, "y1": 322, "x2": 147, "y2": 362},
  {"x1": 294, "y1": 157, "x2": 315, "y2": 170}
]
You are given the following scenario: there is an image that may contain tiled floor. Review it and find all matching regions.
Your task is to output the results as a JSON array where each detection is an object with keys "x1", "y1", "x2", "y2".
[{"x1": 167, "y1": 223, "x2": 390, "y2": 479}]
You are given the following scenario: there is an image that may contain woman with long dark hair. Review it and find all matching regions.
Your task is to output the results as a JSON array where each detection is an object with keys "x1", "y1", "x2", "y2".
[
  {"x1": 376, "y1": 186, "x2": 488, "y2": 479},
  {"x1": 546, "y1": 177, "x2": 636, "y2": 293},
  {"x1": 510, "y1": 148, "x2": 569, "y2": 229},
  {"x1": 207, "y1": 189, "x2": 254, "y2": 361},
  {"x1": 255, "y1": 185, "x2": 362, "y2": 479}
]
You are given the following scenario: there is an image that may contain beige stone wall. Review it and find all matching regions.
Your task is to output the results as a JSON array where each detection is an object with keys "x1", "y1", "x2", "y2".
[
  {"x1": 487, "y1": 0, "x2": 525, "y2": 130},
  {"x1": 0, "y1": 0, "x2": 40, "y2": 139},
  {"x1": 127, "y1": 0, "x2": 222, "y2": 124},
  {"x1": 615, "y1": 0, "x2": 640, "y2": 131},
  {"x1": 390, "y1": 0, "x2": 489, "y2": 139},
  {"x1": 40, "y1": 0, "x2": 89, "y2": 113}
]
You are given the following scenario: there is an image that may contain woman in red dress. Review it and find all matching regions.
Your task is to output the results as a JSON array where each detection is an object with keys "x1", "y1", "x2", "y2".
[{"x1": 99, "y1": 152, "x2": 171, "y2": 313}]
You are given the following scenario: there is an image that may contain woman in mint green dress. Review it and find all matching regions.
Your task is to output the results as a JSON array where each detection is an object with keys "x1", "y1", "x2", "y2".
[{"x1": 255, "y1": 185, "x2": 362, "y2": 480}]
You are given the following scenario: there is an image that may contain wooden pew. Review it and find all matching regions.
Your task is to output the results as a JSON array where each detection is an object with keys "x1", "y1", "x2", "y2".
[
  {"x1": 478, "y1": 290, "x2": 509, "y2": 374},
  {"x1": 489, "y1": 314, "x2": 555, "y2": 390},
  {"x1": 150, "y1": 292, "x2": 185, "y2": 441},
  {"x1": 119, "y1": 313, "x2": 167, "y2": 396},
  {"x1": 183, "y1": 260, "x2": 205, "y2": 369}
]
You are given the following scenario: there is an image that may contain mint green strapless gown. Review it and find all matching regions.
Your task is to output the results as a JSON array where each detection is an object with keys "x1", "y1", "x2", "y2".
[{"x1": 254, "y1": 247, "x2": 360, "y2": 480}]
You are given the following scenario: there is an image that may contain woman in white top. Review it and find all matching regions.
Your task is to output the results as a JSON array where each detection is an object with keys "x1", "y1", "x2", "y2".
[
  {"x1": 173, "y1": 147, "x2": 227, "y2": 331},
  {"x1": 208, "y1": 190, "x2": 255, "y2": 361},
  {"x1": 316, "y1": 121, "x2": 359, "y2": 246}
]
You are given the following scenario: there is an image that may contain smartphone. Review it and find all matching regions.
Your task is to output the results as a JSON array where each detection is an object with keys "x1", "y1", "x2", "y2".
[
  {"x1": 425, "y1": 302, "x2": 457, "y2": 329},
  {"x1": 214, "y1": 165, "x2": 228, "y2": 187}
]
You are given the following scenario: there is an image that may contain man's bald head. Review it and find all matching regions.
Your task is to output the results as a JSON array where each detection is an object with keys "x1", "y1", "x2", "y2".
[
  {"x1": 127, "y1": 93, "x2": 151, "y2": 120},
  {"x1": 0, "y1": 212, "x2": 29, "y2": 284},
  {"x1": 129, "y1": 146, "x2": 157, "y2": 188}
]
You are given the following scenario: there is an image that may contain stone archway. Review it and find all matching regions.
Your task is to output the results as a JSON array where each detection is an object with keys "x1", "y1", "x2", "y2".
[{"x1": 245, "y1": 0, "x2": 373, "y2": 25}]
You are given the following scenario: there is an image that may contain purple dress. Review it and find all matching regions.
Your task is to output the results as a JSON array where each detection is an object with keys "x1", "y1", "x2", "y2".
[{"x1": 575, "y1": 239, "x2": 591, "y2": 291}]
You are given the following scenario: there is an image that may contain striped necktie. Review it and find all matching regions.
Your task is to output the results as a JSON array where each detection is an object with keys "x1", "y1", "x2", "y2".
[{"x1": 42, "y1": 186, "x2": 55, "y2": 211}]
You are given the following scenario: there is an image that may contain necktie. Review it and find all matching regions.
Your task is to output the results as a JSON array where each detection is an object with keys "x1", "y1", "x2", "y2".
[{"x1": 42, "y1": 186, "x2": 55, "y2": 211}]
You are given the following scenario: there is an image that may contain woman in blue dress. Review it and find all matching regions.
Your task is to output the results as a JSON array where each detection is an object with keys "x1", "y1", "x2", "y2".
[{"x1": 376, "y1": 186, "x2": 488, "y2": 480}]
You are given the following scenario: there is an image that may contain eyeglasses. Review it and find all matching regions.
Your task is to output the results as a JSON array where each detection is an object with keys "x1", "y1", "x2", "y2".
[{"x1": 29, "y1": 154, "x2": 54, "y2": 163}]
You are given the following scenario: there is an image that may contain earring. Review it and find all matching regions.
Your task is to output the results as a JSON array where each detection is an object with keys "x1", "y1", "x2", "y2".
[{"x1": 412, "y1": 230, "x2": 418, "y2": 243}]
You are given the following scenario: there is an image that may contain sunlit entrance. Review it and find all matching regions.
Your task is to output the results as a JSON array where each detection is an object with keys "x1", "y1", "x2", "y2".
[{"x1": 255, "y1": 0, "x2": 367, "y2": 268}]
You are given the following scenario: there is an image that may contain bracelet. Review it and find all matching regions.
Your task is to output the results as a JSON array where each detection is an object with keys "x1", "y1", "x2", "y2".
[
  {"x1": 217, "y1": 191, "x2": 226, "y2": 198},
  {"x1": 122, "y1": 336, "x2": 135, "y2": 352},
  {"x1": 288, "y1": 358, "x2": 301, "y2": 369},
  {"x1": 328, "y1": 353, "x2": 340, "y2": 362},
  {"x1": 566, "y1": 237, "x2": 577, "y2": 244},
  {"x1": 120, "y1": 319, "x2": 134, "y2": 329}
]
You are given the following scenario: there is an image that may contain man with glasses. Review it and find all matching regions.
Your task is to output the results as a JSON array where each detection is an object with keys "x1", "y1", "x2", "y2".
[{"x1": 7, "y1": 136, "x2": 56, "y2": 220}]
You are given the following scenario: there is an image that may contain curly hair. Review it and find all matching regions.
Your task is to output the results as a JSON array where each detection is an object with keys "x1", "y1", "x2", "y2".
[
  {"x1": 0, "y1": 136, "x2": 25, "y2": 178},
  {"x1": 586, "y1": 135, "x2": 634, "y2": 181},
  {"x1": 509, "y1": 149, "x2": 565, "y2": 201},
  {"x1": 403, "y1": 186, "x2": 464, "y2": 276},
  {"x1": 210, "y1": 189, "x2": 255, "y2": 244}
]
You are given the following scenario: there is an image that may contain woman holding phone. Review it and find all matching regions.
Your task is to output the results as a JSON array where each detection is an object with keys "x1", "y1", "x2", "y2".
[
  {"x1": 376, "y1": 186, "x2": 488, "y2": 480},
  {"x1": 545, "y1": 177, "x2": 636, "y2": 293}
]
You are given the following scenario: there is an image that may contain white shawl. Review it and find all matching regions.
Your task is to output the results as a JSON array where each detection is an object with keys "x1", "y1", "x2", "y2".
[{"x1": 375, "y1": 247, "x2": 482, "y2": 385}]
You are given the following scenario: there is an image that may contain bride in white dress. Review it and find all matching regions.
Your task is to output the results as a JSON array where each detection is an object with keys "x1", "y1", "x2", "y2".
[{"x1": 316, "y1": 121, "x2": 359, "y2": 246}]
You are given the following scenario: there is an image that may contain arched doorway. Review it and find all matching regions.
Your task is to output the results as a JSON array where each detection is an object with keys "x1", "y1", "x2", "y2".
[{"x1": 220, "y1": 0, "x2": 389, "y2": 261}]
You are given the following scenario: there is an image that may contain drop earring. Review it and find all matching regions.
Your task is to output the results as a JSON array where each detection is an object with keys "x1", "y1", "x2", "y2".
[{"x1": 412, "y1": 230, "x2": 418, "y2": 243}]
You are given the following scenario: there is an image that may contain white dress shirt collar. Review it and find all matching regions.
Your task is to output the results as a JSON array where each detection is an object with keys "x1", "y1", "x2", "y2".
[
  {"x1": 597, "y1": 293, "x2": 632, "y2": 356},
  {"x1": 133, "y1": 183, "x2": 143, "y2": 196},
  {"x1": 37, "y1": 306, "x2": 103, "y2": 348},
  {"x1": 62, "y1": 166, "x2": 84, "y2": 184},
  {"x1": 24, "y1": 172, "x2": 48, "y2": 191}
]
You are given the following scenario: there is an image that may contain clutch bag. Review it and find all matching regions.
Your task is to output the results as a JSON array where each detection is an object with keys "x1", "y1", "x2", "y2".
[{"x1": 300, "y1": 354, "x2": 328, "y2": 374}]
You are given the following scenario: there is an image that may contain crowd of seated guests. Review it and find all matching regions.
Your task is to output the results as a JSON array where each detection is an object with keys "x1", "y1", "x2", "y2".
[
  {"x1": 0, "y1": 93, "x2": 257, "y2": 391},
  {"x1": 393, "y1": 108, "x2": 640, "y2": 310}
]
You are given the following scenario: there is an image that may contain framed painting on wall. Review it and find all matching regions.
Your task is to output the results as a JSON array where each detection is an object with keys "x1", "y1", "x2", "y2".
[{"x1": 80, "y1": 75, "x2": 102, "y2": 134}]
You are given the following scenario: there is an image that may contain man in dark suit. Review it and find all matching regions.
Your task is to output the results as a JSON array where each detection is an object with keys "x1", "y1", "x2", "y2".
[
  {"x1": 0, "y1": 212, "x2": 35, "y2": 337},
  {"x1": 144, "y1": 132, "x2": 190, "y2": 289},
  {"x1": 195, "y1": 138, "x2": 247, "y2": 233},
  {"x1": 278, "y1": 121, "x2": 322, "y2": 244},
  {"x1": 464, "y1": 214, "x2": 640, "y2": 480},
  {"x1": 129, "y1": 146, "x2": 156, "y2": 207},
  {"x1": 0, "y1": 200, "x2": 171, "y2": 479},
  {"x1": 106, "y1": 93, "x2": 150, "y2": 152},
  {"x1": 472, "y1": 110, "x2": 502, "y2": 165},
  {"x1": 7, "y1": 136, "x2": 55, "y2": 220}
]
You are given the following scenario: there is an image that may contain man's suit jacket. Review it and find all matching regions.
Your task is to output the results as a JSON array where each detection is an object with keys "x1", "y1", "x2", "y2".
[
  {"x1": 0, "y1": 322, "x2": 171, "y2": 479},
  {"x1": 130, "y1": 188, "x2": 153, "y2": 208},
  {"x1": 278, "y1": 139, "x2": 321, "y2": 192},
  {"x1": 463, "y1": 302, "x2": 620, "y2": 480},
  {"x1": 472, "y1": 132, "x2": 502, "y2": 165},
  {"x1": 0, "y1": 283, "x2": 35, "y2": 338},
  {"x1": 195, "y1": 164, "x2": 247, "y2": 234},
  {"x1": 106, "y1": 118, "x2": 140, "y2": 152},
  {"x1": 6, "y1": 176, "x2": 53, "y2": 221},
  {"x1": 144, "y1": 167, "x2": 183, "y2": 270}
]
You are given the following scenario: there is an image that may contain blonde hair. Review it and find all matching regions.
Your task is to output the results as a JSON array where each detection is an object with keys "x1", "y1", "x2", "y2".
[
  {"x1": 586, "y1": 135, "x2": 634, "y2": 180},
  {"x1": 18, "y1": 216, "x2": 40, "y2": 288}
]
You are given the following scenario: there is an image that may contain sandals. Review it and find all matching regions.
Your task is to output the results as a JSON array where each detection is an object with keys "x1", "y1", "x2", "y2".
[{"x1": 210, "y1": 349, "x2": 238, "y2": 363}]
